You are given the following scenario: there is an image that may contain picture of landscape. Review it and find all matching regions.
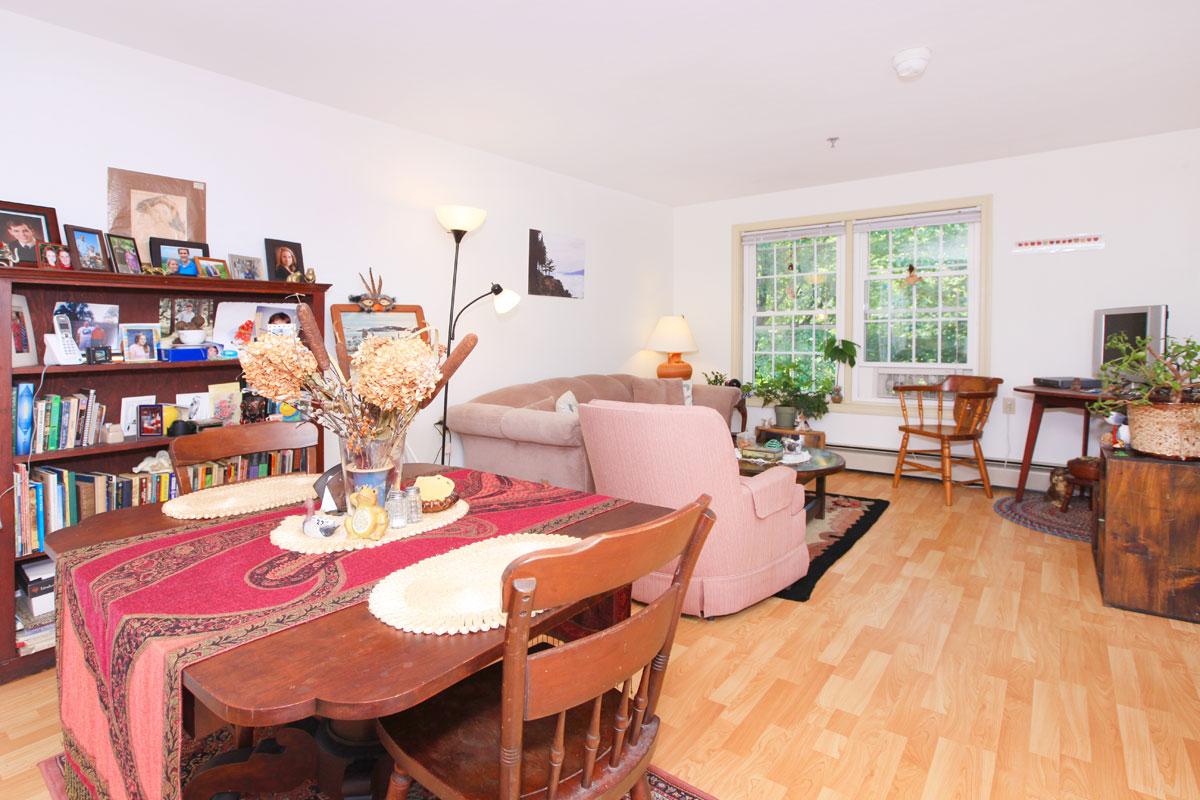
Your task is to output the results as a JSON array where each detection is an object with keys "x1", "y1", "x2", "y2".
[{"x1": 528, "y1": 229, "x2": 584, "y2": 299}]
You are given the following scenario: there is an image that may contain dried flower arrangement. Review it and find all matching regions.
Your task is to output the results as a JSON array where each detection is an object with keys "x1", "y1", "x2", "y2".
[{"x1": 240, "y1": 304, "x2": 446, "y2": 472}]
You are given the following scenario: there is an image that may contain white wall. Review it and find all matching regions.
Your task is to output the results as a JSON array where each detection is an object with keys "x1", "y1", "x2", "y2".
[
  {"x1": 4, "y1": 12, "x2": 672, "y2": 463},
  {"x1": 674, "y1": 129, "x2": 1200, "y2": 468}
]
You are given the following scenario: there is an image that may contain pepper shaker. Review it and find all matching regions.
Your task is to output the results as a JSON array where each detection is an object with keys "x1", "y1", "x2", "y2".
[{"x1": 403, "y1": 486, "x2": 423, "y2": 525}]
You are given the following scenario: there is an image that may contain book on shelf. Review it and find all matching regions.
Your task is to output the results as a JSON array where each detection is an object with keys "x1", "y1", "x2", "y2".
[
  {"x1": 11, "y1": 448, "x2": 307, "y2": 556},
  {"x1": 18, "y1": 388, "x2": 105, "y2": 455}
]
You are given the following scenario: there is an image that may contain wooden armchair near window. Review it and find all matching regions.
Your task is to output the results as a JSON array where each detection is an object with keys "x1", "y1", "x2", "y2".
[
  {"x1": 892, "y1": 376, "x2": 1003, "y2": 506},
  {"x1": 168, "y1": 421, "x2": 320, "y2": 494},
  {"x1": 374, "y1": 496, "x2": 715, "y2": 800}
]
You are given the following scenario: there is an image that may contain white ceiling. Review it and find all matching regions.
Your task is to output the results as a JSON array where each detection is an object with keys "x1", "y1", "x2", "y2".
[{"x1": 10, "y1": 0, "x2": 1200, "y2": 205}]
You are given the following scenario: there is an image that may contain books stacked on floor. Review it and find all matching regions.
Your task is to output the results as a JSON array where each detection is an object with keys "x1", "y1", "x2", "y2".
[
  {"x1": 15, "y1": 558, "x2": 55, "y2": 656},
  {"x1": 184, "y1": 448, "x2": 310, "y2": 491},
  {"x1": 12, "y1": 464, "x2": 179, "y2": 554},
  {"x1": 12, "y1": 384, "x2": 107, "y2": 456}
]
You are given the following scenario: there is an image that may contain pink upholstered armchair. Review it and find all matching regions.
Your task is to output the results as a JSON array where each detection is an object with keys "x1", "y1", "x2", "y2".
[{"x1": 579, "y1": 400, "x2": 809, "y2": 617}]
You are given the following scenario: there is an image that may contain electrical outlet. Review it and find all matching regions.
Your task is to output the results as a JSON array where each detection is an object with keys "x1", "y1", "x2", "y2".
[{"x1": 1002, "y1": 397, "x2": 1016, "y2": 415}]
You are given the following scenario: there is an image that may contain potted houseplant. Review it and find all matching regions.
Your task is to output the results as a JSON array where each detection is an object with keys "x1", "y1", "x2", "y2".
[
  {"x1": 753, "y1": 367, "x2": 833, "y2": 429},
  {"x1": 1092, "y1": 333, "x2": 1200, "y2": 460},
  {"x1": 821, "y1": 336, "x2": 860, "y2": 403}
]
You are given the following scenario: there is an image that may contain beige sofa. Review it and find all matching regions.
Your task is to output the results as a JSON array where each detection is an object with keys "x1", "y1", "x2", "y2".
[{"x1": 446, "y1": 374, "x2": 742, "y2": 491}]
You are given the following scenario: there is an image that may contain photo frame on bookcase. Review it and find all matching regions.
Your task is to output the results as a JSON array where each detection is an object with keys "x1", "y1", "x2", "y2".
[{"x1": 11, "y1": 294, "x2": 37, "y2": 367}]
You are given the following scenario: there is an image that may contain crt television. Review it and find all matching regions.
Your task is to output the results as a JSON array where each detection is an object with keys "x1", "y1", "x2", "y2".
[{"x1": 1093, "y1": 305, "x2": 1168, "y2": 375}]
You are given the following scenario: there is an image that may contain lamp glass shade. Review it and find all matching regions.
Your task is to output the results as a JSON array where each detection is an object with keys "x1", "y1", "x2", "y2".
[
  {"x1": 435, "y1": 205, "x2": 487, "y2": 234},
  {"x1": 493, "y1": 288, "x2": 521, "y2": 315},
  {"x1": 645, "y1": 315, "x2": 697, "y2": 353}
]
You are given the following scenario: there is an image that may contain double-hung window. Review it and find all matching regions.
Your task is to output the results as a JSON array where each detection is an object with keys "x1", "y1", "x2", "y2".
[
  {"x1": 741, "y1": 222, "x2": 845, "y2": 389},
  {"x1": 851, "y1": 208, "x2": 982, "y2": 401}
]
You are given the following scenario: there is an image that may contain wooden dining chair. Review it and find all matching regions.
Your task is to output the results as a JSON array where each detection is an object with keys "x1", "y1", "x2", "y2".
[
  {"x1": 168, "y1": 420, "x2": 320, "y2": 494},
  {"x1": 375, "y1": 496, "x2": 716, "y2": 800},
  {"x1": 893, "y1": 376, "x2": 1003, "y2": 506}
]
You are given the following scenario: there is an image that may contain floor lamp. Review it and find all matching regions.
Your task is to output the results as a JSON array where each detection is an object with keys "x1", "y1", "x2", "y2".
[{"x1": 434, "y1": 205, "x2": 521, "y2": 464}]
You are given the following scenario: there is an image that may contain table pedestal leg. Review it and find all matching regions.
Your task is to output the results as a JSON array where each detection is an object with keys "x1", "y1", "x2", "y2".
[
  {"x1": 1015, "y1": 398, "x2": 1046, "y2": 502},
  {"x1": 316, "y1": 718, "x2": 386, "y2": 800},
  {"x1": 182, "y1": 726, "x2": 316, "y2": 800},
  {"x1": 815, "y1": 475, "x2": 827, "y2": 520}
]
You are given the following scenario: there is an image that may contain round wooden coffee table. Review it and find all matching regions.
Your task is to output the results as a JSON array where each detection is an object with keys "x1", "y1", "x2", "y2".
[{"x1": 739, "y1": 447, "x2": 846, "y2": 521}]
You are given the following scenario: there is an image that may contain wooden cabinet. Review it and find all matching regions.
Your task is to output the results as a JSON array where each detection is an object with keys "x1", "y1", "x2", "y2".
[
  {"x1": 1095, "y1": 450, "x2": 1200, "y2": 622},
  {"x1": 0, "y1": 268, "x2": 329, "y2": 684}
]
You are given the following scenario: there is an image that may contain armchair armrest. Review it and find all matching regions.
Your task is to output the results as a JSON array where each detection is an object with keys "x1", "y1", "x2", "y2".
[
  {"x1": 739, "y1": 466, "x2": 797, "y2": 519},
  {"x1": 446, "y1": 403, "x2": 583, "y2": 447}
]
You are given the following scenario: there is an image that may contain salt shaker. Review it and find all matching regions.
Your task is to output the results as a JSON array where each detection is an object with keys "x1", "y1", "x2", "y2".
[
  {"x1": 403, "y1": 486, "x2": 423, "y2": 525},
  {"x1": 386, "y1": 489, "x2": 406, "y2": 528}
]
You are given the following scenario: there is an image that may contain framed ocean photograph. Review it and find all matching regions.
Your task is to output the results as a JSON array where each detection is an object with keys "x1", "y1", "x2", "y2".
[
  {"x1": 528, "y1": 229, "x2": 584, "y2": 299},
  {"x1": 330, "y1": 304, "x2": 427, "y2": 374}
]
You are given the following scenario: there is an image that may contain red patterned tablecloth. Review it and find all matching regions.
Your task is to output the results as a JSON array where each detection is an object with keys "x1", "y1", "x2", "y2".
[{"x1": 56, "y1": 470, "x2": 627, "y2": 800}]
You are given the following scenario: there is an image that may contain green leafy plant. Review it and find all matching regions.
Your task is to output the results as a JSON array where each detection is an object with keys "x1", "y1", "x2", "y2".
[
  {"x1": 1092, "y1": 333, "x2": 1200, "y2": 414},
  {"x1": 702, "y1": 370, "x2": 730, "y2": 386},
  {"x1": 753, "y1": 366, "x2": 833, "y2": 420},
  {"x1": 821, "y1": 335, "x2": 859, "y2": 368}
]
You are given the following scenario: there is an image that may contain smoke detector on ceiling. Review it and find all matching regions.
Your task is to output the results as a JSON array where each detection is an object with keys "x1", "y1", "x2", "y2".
[{"x1": 893, "y1": 47, "x2": 932, "y2": 80}]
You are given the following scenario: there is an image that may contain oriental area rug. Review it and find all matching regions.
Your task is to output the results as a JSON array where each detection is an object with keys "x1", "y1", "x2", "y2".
[
  {"x1": 41, "y1": 736, "x2": 717, "y2": 800},
  {"x1": 775, "y1": 493, "x2": 890, "y2": 602}
]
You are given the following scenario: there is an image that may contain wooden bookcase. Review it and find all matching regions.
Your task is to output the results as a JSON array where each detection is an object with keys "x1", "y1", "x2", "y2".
[{"x1": 0, "y1": 268, "x2": 329, "y2": 684}]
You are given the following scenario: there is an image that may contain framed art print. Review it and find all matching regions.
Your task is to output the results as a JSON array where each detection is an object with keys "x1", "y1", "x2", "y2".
[
  {"x1": 65, "y1": 225, "x2": 111, "y2": 271},
  {"x1": 107, "y1": 168, "x2": 206, "y2": 263},
  {"x1": 148, "y1": 237, "x2": 209, "y2": 275},
  {"x1": 0, "y1": 201, "x2": 60, "y2": 266},
  {"x1": 11, "y1": 294, "x2": 37, "y2": 367}
]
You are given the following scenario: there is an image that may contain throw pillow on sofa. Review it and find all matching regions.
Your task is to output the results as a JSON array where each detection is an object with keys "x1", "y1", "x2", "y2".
[{"x1": 556, "y1": 390, "x2": 580, "y2": 415}]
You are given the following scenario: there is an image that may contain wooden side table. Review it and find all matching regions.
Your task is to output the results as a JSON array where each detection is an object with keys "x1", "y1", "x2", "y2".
[{"x1": 755, "y1": 425, "x2": 826, "y2": 449}]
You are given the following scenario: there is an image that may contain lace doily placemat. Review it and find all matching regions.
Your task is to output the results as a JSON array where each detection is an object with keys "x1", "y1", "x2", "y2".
[
  {"x1": 269, "y1": 500, "x2": 470, "y2": 554},
  {"x1": 163, "y1": 474, "x2": 319, "y2": 519},
  {"x1": 368, "y1": 532, "x2": 577, "y2": 635}
]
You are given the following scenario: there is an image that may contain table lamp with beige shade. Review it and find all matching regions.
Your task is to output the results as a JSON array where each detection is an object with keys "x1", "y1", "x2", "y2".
[{"x1": 646, "y1": 314, "x2": 698, "y2": 379}]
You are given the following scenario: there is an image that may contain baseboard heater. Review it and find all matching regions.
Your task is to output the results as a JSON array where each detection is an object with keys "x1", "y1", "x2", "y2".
[{"x1": 824, "y1": 444, "x2": 1055, "y2": 493}]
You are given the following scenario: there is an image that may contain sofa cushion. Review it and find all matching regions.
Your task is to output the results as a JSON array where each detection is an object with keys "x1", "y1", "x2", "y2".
[{"x1": 627, "y1": 376, "x2": 685, "y2": 406}]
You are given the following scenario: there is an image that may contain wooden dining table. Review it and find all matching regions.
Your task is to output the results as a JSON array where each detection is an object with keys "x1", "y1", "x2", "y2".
[{"x1": 47, "y1": 464, "x2": 668, "y2": 800}]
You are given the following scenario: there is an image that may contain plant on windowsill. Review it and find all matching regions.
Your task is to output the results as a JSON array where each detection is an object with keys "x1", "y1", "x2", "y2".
[
  {"x1": 1090, "y1": 333, "x2": 1200, "y2": 460},
  {"x1": 821, "y1": 335, "x2": 859, "y2": 403},
  {"x1": 752, "y1": 366, "x2": 833, "y2": 429}
]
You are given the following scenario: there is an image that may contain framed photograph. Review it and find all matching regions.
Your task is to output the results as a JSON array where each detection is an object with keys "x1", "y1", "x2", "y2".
[
  {"x1": 330, "y1": 304, "x2": 427, "y2": 375},
  {"x1": 264, "y1": 238, "x2": 304, "y2": 281},
  {"x1": 53, "y1": 301, "x2": 120, "y2": 350},
  {"x1": 227, "y1": 253, "x2": 266, "y2": 281},
  {"x1": 64, "y1": 225, "x2": 111, "y2": 272},
  {"x1": 253, "y1": 304, "x2": 299, "y2": 338},
  {"x1": 37, "y1": 242, "x2": 69, "y2": 269},
  {"x1": 528, "y1": 229, "x2": 585, "y2": 299},
  {"x1": 194, "y1": 256, "x2": 230, "y2": 279},
  {"x1": 120, "y1": 394, "x2": 156, "y2": 436},
  {"x1": 107, "y1": 168, "x2": 205, "y2": 263},
  {"x1": 106, "y1": 233, "x2": 144, "y2": 274},
  {"x1": 137, "y1": 404, "x2": 165, "y2": 437},
  {"x1": 11, "y1": 294, "x2": 37, "y2": 367},
  {"x1": 118, "y1": 323, "x2": 160, "y2": 362},
  {"x1": 0, "y1": 201, "x2": 60, "y2": 266},
  {"x1": 148, "y1": 237, "x2": 209, "y2": 275},
  {"x1": 159, "y1": 297, "x2": 214, "y2": 335}
]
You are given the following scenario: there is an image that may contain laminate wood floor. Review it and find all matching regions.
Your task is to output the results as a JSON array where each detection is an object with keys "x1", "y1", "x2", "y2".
[{"x1": 3, "y1": 472, "x2": 1199, "y2": 799}]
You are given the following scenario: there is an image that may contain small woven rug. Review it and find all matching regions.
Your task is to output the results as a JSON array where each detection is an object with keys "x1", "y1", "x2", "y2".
[
  {"x1": 40, "y1": 736, "x2": 716, "y2": 800},
  {"x1": 775, "y1": 493, "x2": 890, "y2": 602},
  {"x1": 993, "y1": 492, "x2": 1092, "y2": 542}
]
